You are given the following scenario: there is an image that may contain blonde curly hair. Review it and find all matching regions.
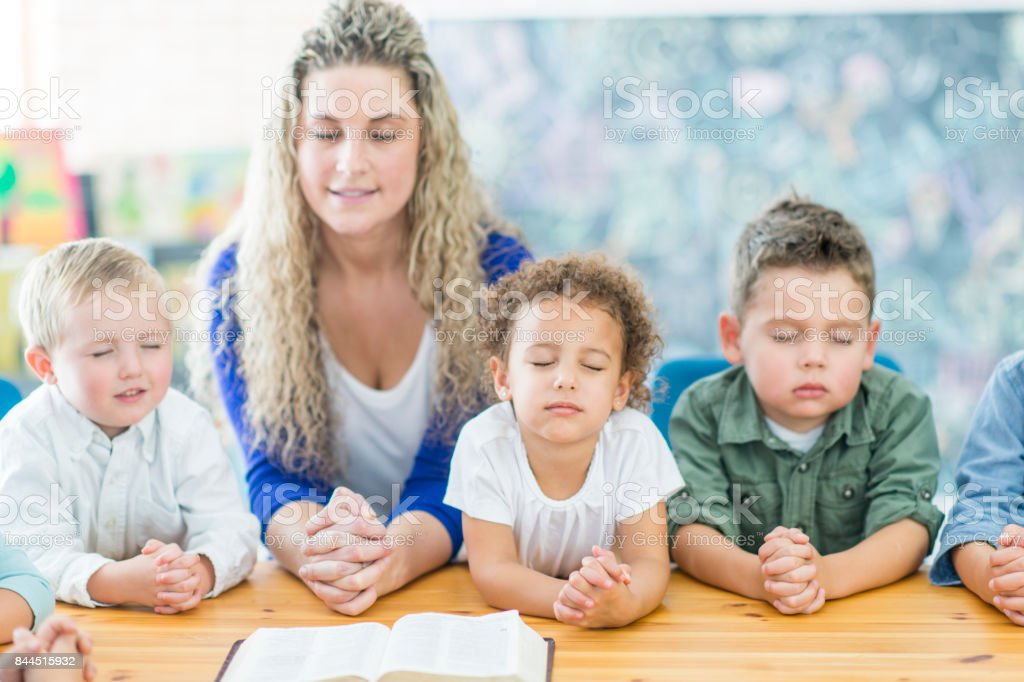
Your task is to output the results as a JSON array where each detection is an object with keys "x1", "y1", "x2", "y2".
[
  {"x1": 189, "y1": 0, "x2": 519, "y2": 485},
  {"x1": 479, "y1": 254, "x2": 663, "y2": 411}
]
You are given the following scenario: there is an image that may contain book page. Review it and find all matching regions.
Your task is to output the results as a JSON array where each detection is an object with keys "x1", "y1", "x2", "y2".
[
  {"x1": 223, "y1": 622, "x2": 391, "y2": 682},
  {"x1": 513, "y1": 618, "x2": 549, "y2": 682},
  {"x1": 378, "y1": 611, "x2": 521, "y2": 678}
]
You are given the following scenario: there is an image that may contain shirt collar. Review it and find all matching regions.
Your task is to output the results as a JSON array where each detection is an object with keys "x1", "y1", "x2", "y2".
[
  {"x1": 716, "y1": 367, "x2": 874, "y2": 450},
  {"x1": 46, "y1": 385, "x2": 159, "y2": 462}
]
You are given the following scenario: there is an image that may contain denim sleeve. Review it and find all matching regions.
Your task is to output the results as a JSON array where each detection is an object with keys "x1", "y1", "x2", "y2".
[{"x1": 930, "y1": 352, "x2": 1024, "y2": 586}]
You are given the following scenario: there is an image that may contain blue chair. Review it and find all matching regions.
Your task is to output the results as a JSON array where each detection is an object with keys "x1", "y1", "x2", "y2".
[
  {"x1": 650, "y1": 354, "x2": 901, "y2": 443},
  {"x1": 0, "y1": 378, "x2": 22, "y2": 420}
]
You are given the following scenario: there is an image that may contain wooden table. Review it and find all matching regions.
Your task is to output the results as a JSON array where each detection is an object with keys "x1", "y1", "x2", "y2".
[{"x1": 13, "y1": 562, "x2": 1024, "y2": 680}]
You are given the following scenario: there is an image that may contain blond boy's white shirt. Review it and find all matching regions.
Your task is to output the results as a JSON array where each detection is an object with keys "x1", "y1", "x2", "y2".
[{"x1": 0, "y1": 384, "x2": 259, "y2": 607}]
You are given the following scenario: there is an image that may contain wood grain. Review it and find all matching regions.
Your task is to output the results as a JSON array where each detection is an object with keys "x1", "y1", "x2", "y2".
[{"x1": 4, "y1": 562, "x2": 1021, "y2": 681}]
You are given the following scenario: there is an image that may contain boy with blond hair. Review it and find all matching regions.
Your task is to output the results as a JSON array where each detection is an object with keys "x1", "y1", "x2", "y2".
[
  {"x1": 0, "y1": 239, "x2": 258, "y2": 612},
  {"x1": 668, "y1": 198, "x2": 944, "y2": 614}
]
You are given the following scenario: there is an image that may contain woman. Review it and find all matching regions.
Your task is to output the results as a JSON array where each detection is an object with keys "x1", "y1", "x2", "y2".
[{"x1": 190, "y1": 0, "x2": 530, "y2": 615}]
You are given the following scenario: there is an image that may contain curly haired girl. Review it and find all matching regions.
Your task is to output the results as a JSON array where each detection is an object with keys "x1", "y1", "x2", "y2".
[{"x1": 444, "y1": 255, "x2": 683, "y2": 628}]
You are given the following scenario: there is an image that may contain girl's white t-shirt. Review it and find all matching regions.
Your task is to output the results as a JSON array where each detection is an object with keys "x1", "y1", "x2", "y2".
[
  {"x1": 320, "y1": 323, "x2": 436, "y2": 519},
  {"x1": 444, "y1": 402, "x2": 684, "y2": 579}
]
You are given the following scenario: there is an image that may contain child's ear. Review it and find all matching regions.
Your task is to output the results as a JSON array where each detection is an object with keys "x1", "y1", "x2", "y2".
[
  {"x1": 719, "y1": 312, "x2": 743, "y2": 365},
  {"x1": 25, "y1": 346, "x2": 56, "y2": 384},
  {"x1": 863, "y1": 319, "x2": 882, "y2": 370},
  {"x1": 489, "y1": 356, "x2": 511, "y2": 401},
  {"x1": 612, "y1": 370, "x2": 633, "y2": 411}
]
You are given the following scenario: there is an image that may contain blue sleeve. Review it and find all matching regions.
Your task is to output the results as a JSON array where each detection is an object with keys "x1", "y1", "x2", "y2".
[
  {"x1": 392, "y1": 437, "x2": 465, "y2": 560},
  {"x1": 480, "y1": 230, "x2": 533, "y2": 283},
  {"x1": 207, "y1": 245, "x2": 332, "y2": 540},
  {"x1": 394, "y1": 231, "x2": 532, "y2": 560},
  {"x1": 930, "y1": 351, "x2": 1024, "y2": 586},
  {"x1": 0, "y1": 534, "x2": 54, "y2": 629}
]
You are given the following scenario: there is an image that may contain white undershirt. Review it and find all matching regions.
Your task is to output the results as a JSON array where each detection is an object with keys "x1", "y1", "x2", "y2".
[
  {"x1": 764, "y1": 416, "x2": 825, "y2": 453},
  {"x1": 320, "y1": 323, "x2": 436, "y2": 519}
]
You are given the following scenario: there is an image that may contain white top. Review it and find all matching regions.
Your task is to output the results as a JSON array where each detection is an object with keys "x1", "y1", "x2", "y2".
[
  {"x1": 764, "y1": 416, "x2": 826, "y2": 453},
  {"x1": 444, "y1": 402, "x2": 684, "y2": 579},
  {"x1": 0, "y1": 385, "x2": 259, "y2": 607},
  {"x1": 320, "y1": 322, "x2": 436, "y2": 519}
]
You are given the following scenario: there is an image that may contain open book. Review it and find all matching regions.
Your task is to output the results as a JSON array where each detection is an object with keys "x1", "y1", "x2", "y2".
[{"x1": 216, "y1": 610, "x2": 554, "y2": 682}]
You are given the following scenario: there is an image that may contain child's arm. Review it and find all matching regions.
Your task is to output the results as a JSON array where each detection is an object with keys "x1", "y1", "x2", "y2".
[
  {"x1": 85, "y1": 552, "x2": 161, "y2": 606},
  {"x1": 931, "y1": 355, "x2": 1024, "y2": 602},
  {"x1": 813, "y1": 378, "x2": 942, "y2": 599},
  {"x1": 815, "y1": 518, "x2": 930, "y2": 599},
  {"x1": 0, "y1": 537, "x2": 55, "y2": 643},
  {"x1": 0, "y1": 590, "x2": 34, "y2": 645},
  {"x1": 462, "y1": 515, "x2": 566, "y2": 619},
  {"x1": 173, "y1": 407, "x2": 260, "y2": 599},
  {"x1": 0, "y1": 440, "x2": 116, "y2": 609},
  {"x1": 674, "y1": 523, "x2": 825, "y2": 614},
  {"x1": 672, "y1": 523, "x2": 770, "y2": 600},
  {"x1": 667, "y1": 384, "x2": 791, "y2": 603},
  {"x1": 614, "y1": 501, "x2": 672, "y2": 618},
  {"x1": 952, "y1": 541, "x2": 998, "y2": 605},
  {"x1": 85, "y1": 541, "x2": 193, "y2": 608},
  {"x1": 763, "y1": 521, "x2": 928, "y2": 602},
  {"x1": 0, "y1": 429, "x2": 201, "y2": 614}
]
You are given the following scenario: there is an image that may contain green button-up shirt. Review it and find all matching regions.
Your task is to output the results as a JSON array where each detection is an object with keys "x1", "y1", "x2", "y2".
[{"x1": 667, "y1": 364, "x2": 944, "y2": 556}]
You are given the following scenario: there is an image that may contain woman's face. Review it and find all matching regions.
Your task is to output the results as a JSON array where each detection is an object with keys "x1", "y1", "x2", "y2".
[{"x1": 296, "y1": 63, "x2": 421, "y2": 240}]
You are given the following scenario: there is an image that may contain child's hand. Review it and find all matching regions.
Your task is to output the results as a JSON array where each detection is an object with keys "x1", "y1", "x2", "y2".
[
  {"x1": 998, "y1": 523, "x2": 1024, "y2": 547},
  {"x1": 1, "y1": 616, "x2": 97, "y2": 682},
  {"x1": 989, "y1": 525, "x2": 1024, "y2": 626},
  {"x1": 86, "y1": 541, "x2": 202, "y2": 609},
  {"x1": 758, "y1": 526, "x2": 826, "y2": 615},
  {"x1": 95, "y1": 545, "x2": 173, "y2": 608},
  {"x1": 141, "y1": 540, "x2": 213, "y2": 615},
  {"x1": 553, "y1": 546, "x2": 635, "y2": 628}
]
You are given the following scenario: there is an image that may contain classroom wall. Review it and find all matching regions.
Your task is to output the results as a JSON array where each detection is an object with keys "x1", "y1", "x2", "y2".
[
  {"x1": 4, "y1": 2, "x2": 1024, "y2": 477},
  {"x1": 427, "y1": 12, "x2": 1024, "y2": 476}
]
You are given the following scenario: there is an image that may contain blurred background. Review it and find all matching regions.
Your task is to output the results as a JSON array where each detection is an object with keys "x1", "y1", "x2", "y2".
[{"x1": 3, "y1": 0, "x2": 1024, "y2": 500}]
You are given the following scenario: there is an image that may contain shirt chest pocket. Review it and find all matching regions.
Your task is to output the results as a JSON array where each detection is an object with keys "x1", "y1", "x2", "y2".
[
  {"x1": 735, "y1": 480, "x2": 783, "y2": 539},
  {"x1": 815, "y1": 473, "x2": 868, "y2": 548},
  {"x1": 133, "y1": 498, "x2": 187, "y2": 548}
]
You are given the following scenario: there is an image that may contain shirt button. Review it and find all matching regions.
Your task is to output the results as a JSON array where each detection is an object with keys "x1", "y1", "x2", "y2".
[
  {"x1": 842, "y1": 487, "x2": 855, "y2": 500},
  {"x1": 797, "y1": 462, "x2": 809, "y2": 473},
  {"x1": 921, "y1": 490, "x2": 932, "y2": 501}
]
